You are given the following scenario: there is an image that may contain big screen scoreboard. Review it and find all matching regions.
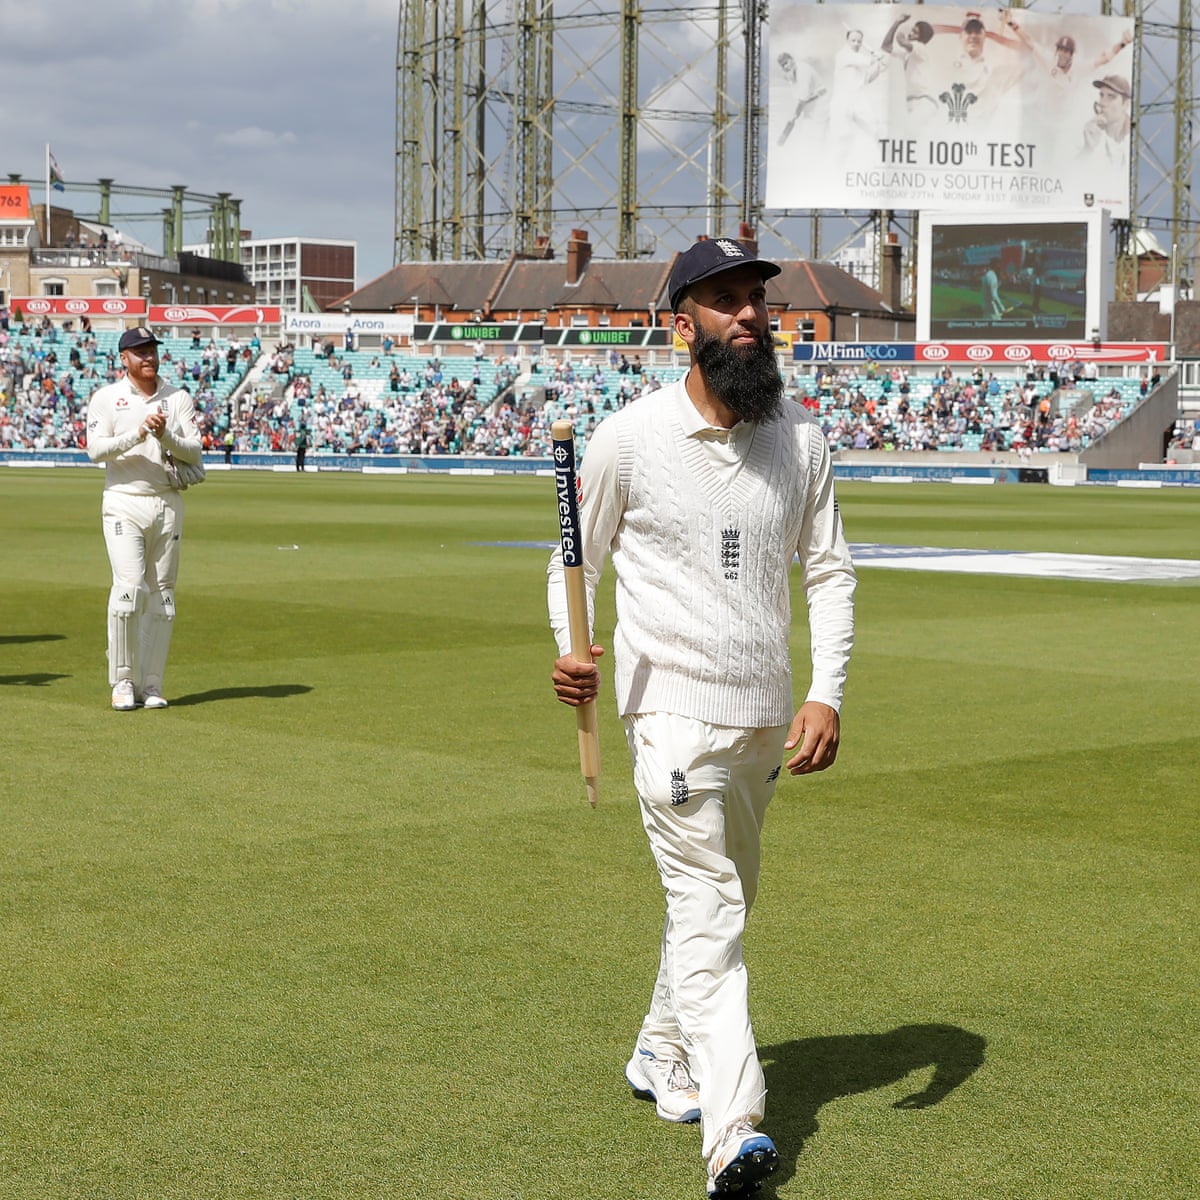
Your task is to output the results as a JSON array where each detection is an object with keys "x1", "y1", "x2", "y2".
[{"x1": 916, "y1": 209, "x2": 1111, "y2": 342}]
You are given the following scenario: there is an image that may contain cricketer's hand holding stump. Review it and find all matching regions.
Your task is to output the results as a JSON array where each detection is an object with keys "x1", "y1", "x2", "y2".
[{"x1": 549, "y1": 419, "x2": 601, "y2": 807}]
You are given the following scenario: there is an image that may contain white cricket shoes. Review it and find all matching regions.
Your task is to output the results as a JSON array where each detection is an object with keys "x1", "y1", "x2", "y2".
[
  {"x1": 624, "y1": 1047, "x2": 701, "y2": 1123},
  {"x1": 141, "y1": 687, "x2": 169, "y2": 710},
  {"x1": 111, "y1": 680, "x2": 136, "y2": 711},
  {"x1": 705, "y1": 1122, "x2": 779, "y2": 1197}
]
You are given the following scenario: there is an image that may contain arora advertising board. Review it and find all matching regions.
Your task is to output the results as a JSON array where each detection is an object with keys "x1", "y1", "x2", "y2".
[
  {"x1": 283, "y1": 312, "x2": 415, "y2": 336},
  {"x1": 766, "y1": 3, "x2": 1135, "y2": 217}
]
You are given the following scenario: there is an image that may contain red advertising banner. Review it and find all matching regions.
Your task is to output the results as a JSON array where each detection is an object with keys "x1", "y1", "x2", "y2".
[
  {"x1": 150, "y1": 304, "x2": 282, "y2": 326},
  {"x1": 13, "y1": 296, "x2": 147, "y2": 317},
  {"x1": 0, "y1": 185, "x2": 31, "y2": 219},
  {"x1": 794, "y1": 340, "x2": 1168, "y2": 365},
  {"x1": 915, "y1": 341, "x2": 1167, "y2": 365}
]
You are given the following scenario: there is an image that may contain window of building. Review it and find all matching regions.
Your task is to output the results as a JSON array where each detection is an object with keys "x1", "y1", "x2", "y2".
[{"x1": 43, "y1": 279, "x2": 65, "y2": 296}]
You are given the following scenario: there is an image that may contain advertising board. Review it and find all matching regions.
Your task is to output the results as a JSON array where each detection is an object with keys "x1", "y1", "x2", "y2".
[
  {"x1": 791, "y1": 340, "x2": 1165, "y2": 365},
  {"x1": 0, "y1": 185, "x2": 31, "y2": 219},
  {"x1": 150, "y1": 304, "x2": 282, "y2": 326},
  {"x1": 12, "y1": 297, "x2": 147, "y2": 318},
  {"x1": 767, "y1": 3, "x2": 1135, "y2": 217},
  {"x1": 283, "y1": 312, "x2": 415, "y2": 336}
]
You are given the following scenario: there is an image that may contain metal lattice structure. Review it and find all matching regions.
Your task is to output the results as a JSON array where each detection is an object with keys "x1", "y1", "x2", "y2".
[
  {"x1": 395, "y1": 0, "x2": 1199, "y2": 301},
  {"x1": 395, "y1": 0, "x2": 756, "y2": 263},
  {"x1": 1125, "y1": 0, "x2": 1199, "y2": 297},
  {"x1": 2, "y1": 175, "x2": 243, "y2": 261}
]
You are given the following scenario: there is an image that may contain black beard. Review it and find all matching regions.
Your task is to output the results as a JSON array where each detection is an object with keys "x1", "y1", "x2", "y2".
[{"x1": 693, "y1": 323, "x2": 783, "y2": 422}]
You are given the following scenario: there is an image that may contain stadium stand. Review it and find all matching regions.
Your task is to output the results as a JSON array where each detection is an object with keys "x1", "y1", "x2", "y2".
[
  {"x1": 0, "y1": 319, "x2": 250, "y2": 451},
  {"x1": 1166, "y1": 417, "x2": 1200, "y2": 461},
  {"x1": 0, "y1": 316, "x2": 1162, "y2": 461},
  {"x1": 789, "y1": 361, "x2": 1149, "y2": 454},
  {"x1": 219, "y1": 341, "x2": 691, "y2": 457}
]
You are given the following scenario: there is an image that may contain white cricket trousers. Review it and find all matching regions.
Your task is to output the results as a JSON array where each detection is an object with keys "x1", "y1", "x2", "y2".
[
  {"x1": 101, "y1": 490, "x2": 184, "y2": 688},
  {"x1": 624, "y1": 711, "x2": 788, "y2": 1161}
]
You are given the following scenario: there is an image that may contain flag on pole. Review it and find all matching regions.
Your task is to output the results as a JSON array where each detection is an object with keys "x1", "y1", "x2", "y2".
[{"x1": 49, "y1": 149, "x2": 65, "y2": 192}]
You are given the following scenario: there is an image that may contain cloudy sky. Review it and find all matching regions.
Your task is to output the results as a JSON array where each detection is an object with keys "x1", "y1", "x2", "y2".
[
  {"x1": 1, "y1": 0, "x2": 399, "y2": 285},
  {"x1": 4, "y1": 0, "x2": 1189, "y2": 284}
]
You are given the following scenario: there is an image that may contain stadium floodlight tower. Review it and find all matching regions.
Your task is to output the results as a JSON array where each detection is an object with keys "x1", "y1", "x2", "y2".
[{"x1": 394, "y1": 0, "x2": 765, "y2": 264}]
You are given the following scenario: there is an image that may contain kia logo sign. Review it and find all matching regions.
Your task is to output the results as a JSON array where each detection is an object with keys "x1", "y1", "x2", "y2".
[
  {"x1": 164, "y1": 307, "x2": 190, "y2": 322},
  {"x1": 65, "y1": 299, "x2": 88, "y2": 314},
  {"x1": 921, "y1": 345, "x2": 949, "y2": 361},
  {"x1": 966, "y1": 345, "x2": 993, "y2": 361},
  {"x1": 26, "y1": 299, "x2": 50, "y2": 314},
  {"x1": 1003, "y1": 345, "x2": 1031, "y2": 361},
  {"x1": 1048, "y1": 344, "x2": 1074, "y2": 360},
  {"x1": 102, "y1": 300, "x2": 130, "y2": 314}
]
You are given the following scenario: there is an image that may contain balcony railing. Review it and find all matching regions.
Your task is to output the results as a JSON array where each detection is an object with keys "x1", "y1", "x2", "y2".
[{"x1": 31, "y1": 248, "x2": 179, "y2": 273}]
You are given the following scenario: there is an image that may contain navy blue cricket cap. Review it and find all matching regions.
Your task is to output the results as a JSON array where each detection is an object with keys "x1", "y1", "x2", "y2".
[
  {"x1": 668, "y1": 238, "x2": 781, "y2": 312},
  {"x1": 118, "y1": 326, "x2": 161, "y2": 352}
]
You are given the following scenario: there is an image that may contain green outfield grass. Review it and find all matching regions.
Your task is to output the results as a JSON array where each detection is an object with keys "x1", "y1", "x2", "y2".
[
  {"x1": 929, "y1": 282, "x2": 1080, "y2": 323},
  {"x1": 1, "y1": 471, "x2": 1197, "y2": 1200}
]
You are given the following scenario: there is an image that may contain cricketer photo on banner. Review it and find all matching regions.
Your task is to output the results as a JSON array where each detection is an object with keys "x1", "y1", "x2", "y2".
[{"x1": 766, "y1": 2, "x2": 1135, "y2": 218}]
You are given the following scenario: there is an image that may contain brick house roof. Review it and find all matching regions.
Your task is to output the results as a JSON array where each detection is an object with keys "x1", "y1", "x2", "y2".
[{"x1": 341, "y1": 245, "x2": 904, "y2": 322}]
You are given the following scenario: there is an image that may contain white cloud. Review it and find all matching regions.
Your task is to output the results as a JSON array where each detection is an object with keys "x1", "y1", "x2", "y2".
[
  {"x1": 215, "y1": 127, "x2": 300, "y2": 150},
  {"x1": 0, "y1": 0, "x2": 397, "y2": 282}
]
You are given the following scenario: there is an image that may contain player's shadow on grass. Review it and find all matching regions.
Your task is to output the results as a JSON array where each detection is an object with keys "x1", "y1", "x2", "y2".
[
  {"x1": 0, "y1": 633, "x2": 67, "y2": 645},
  {"x1": 0, "y1": 672, "x2": 70, "y2": 686},
  {"x1": 169, "y1": 684, "x2": 313, "y2": 706},
  {"x1": 757, "y1": 1023, "x2": 987, "y2": 1193}
]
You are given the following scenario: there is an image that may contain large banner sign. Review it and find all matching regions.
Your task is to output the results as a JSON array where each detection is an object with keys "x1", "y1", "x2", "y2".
[
  {"x1": 767, "y1": 3, "x2": 1135, "y2": 217},
  {"x1": 150, "y1": 304, "x2": 282, "y2": 326},
  {"x1": 14, "y1": 296, "x2": 147, "y2": 318},
  {"x1": 792, "y1": 341, "x2": 1166, "y2": 366}
]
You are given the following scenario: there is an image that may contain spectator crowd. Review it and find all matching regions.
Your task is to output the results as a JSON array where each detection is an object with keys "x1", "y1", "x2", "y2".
[
  {"x1": 0, "y1": 314, "x2": 250, "y2": 453},
  {"x1": 0, "y1": 306, "x2": 1168, "y2": 462},
  {"x1": 791, "y1": 359, "x2": 1156, "y2": 455}
]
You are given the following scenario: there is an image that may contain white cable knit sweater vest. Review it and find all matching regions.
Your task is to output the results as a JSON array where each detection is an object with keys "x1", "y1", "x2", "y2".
[{"x1": 611, "y1": 389, "x2": 820, "y2": 727}]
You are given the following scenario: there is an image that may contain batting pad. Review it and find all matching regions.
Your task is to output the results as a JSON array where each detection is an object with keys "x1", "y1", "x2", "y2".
[
  {"x1": 107, "y1": 583, "x2": 143, "y2": 686},
  {"x1": 139, "y1": 589, "x2": 175, "y2": 693}
]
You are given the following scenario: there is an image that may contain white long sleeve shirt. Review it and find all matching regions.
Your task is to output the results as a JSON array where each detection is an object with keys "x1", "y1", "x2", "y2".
[
  {"x1": 548, "y1": 377, "x2": 856, "y2": 726},
  {"x1": 86, "y1": 376, "x2": 203, "y2": 496}
]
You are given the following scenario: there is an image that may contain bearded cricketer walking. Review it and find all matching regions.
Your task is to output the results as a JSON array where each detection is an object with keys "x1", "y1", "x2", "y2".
[{"x1": 548, "y1": 238, "x2": 856, "y2": 1197}]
